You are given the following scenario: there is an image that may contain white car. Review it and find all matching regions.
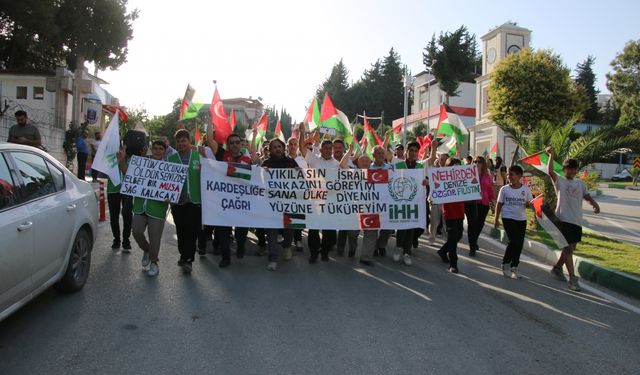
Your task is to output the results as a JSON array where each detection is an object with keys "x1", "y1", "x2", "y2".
[
  {"x1": 0, "y1": 143, "x2": 98, "y2": 322},
  {"x1": 611, "y1": 169, "x2": 632, "y2": 182}
]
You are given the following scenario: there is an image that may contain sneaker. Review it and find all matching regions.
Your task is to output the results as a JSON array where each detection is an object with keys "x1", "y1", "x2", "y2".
[
  {"x1": 111, "y1": 239, "x2": 120, "y2": 250},
  {"x1": 219, "y1": 257, "x2": 230, "y2": 268},
  {"x1": 510, "y1": 267, "x2": 519, "y2": 279},
  {"x1": 179, "y1": 260, "x2": 192, "y2": 274},
  {"x1": 141, "y1": 252, "x2": 150, "y2": 270},
  {"x1": 469, "y1": 248, "x2": 477, "y2": 257},
  {"x1": 147, "y1": 262, "x2": 159, "y2": 277},
  {"x1": 266, "y1": 261, "x2": 277, "y2": 271},
  {"x1": 393, "y1": 249, "x2": 402, "y2": 262},
  {"x1": 256, "y1": 245, "x2": 267, "y2": 256},
  {"x1": 437, "y1": 250, "x2": 449, "y2": 263},
  {"x1": 568, "y1": 277, "x2": 582, "y2": 291},
  {"x1": 448, "y1": 266, "x2": 458, "y2": 273},
  {"x1": 294, "y1": 240, "x2": 304, "y2": 252},
  {"x1": 359, "y1": 259, "x2": 374, "y2": 267},
  {"x1": 122, "y1": 239, "x2": 132, "y2": 251},
  {"x1": 501, "y1": 263, "x2": 511, "y2": 278},
  {"x1": 197, "y1": 247, "x2": 207, "y2": 256},
  {"x1": 177, "y1": 258, "x2": 186, "y2": 267},
  {"x1": 283, "y1": 247, "x2": 292, "y2": 261},
  {"x1": 550, "y1": 266, "x2": 567, "y2": 282},
  {"x1": 403, "y1": 254, "x2": 413, "y2": 266}
]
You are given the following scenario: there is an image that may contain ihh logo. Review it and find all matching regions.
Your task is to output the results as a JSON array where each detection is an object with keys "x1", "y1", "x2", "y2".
[{"x1": 389, "y1": 204, "x2": 419, "y2": 220}]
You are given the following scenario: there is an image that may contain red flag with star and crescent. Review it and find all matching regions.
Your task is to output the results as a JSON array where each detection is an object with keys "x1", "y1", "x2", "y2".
[
  {"x1": 366, "y1": 169, "x2": 389, "y2": 184},
  {"x1": 359, "y1": 214, "x2": 381, "y2": 229},
  {"x1": 210, "y1": 87, "x2": 232, "y2": 145}
]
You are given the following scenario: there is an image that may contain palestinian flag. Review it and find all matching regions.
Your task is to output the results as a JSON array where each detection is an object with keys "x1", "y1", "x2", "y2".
[
  {"x1": 275, "y1": 119, "x2": 285, "y2": 142},
  {"x1": 531, "y1": 195, "x2": 568, "y2": 249},
  {"x1": 254, "y1": 113, "x2": 268, "y2": 148},
  {"x1": 352, "y1": 131, "x2": 363, "y2": 155},
  {"x1": 180, "y1": 84, "x2": 195, "y2": 120},
  {"x1": 490, "y1": 142, "x2": 499, "y2": 159},
  {"x1": 436, "y1": 104, "x2": 468, "y2": 154},
  {"x1": 283, "y1": 213, "x2": 306, "y2": 229},
  {"x1": 363, "y1": 113, "x2": 382, "y2": 157},
  {"x1": 319, "y1": 93, "x2": 353, "y2": 144},
  {"x1": 229, "y1": 109, "x2": 237, "y2": 130},
  {"x1": 182, "y1": 103, "x2": 205, "y2": 121},
  {"x1": 437, "y1": 136, "x2": 457, "y2": 156},
  {"x1": 520, "y1": 151, "x2": 565, "y2": 177},
  {"x1": 390, "y1": 122, "x2": 402, "y2": 147},
  {"x1": 304, "y1": 97, "x2": 321, "y2": 131},
  {"x1": 226, "y1": 162, "x2": 252, "y2": 180},
  {"x1": 195, "y1": 126, "x2": 202, "y2": 145}
]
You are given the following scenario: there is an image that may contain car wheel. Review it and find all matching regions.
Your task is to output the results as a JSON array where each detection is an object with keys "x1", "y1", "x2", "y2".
[{"x1": 55, "y1": 228, "x2": 92, "y2": 292}]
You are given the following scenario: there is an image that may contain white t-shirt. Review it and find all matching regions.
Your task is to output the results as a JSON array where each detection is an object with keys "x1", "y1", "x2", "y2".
[
  {"x1": 304, "y1": 146, "x2": 340, "y2": 169},
  {"x1": 498, "y1": 184, "x2": 532, "y2": 221},
  {"x1": 553, "y1": 175, "x2": 588, "y2": 226},
  {"x1": 294, "y1": 155, "x2": 308, "y2": 168}
]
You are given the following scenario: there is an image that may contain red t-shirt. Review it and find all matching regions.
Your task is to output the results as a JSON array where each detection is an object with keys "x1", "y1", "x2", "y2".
[{"x1": 442, "y1": 201, "x2": 465, "y2": 220}]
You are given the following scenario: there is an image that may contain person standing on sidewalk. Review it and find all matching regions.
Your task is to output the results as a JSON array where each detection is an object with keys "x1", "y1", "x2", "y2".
[
  {"x1": 494, "y1": 165, "x2": 532, "y2": 279},
  {"x1": 468, "y1": 156, "x2": 496, "y2": 256},
  {"x1": 76, "y1": 130, "x2": 90, "y2": 180},
  {"x1": 127, "y1": 141, "x2": 170, "y2": 277},
  {"x1": 168, "y1": 129, "x2": 202, "y2": 274},
  {"x1": 546, "y1": 147, "x2": 600, "y2": 291}
]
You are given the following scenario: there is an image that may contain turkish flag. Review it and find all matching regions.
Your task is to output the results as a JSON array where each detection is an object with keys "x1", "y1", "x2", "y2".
[
  {"x1": 367, "y1": 169, "x2": 389, "y2": 184},
  {"x1": 210, "y1": 87, "x2": 232, "y2": 145},
  {"x1": 359, "y1": 214, "x2": 381, "y2": 229}
]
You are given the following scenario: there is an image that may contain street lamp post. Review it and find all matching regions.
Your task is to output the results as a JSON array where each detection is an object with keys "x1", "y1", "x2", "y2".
[{"x1": 402, "y1": 67, "x2": 413, "y2": 146}]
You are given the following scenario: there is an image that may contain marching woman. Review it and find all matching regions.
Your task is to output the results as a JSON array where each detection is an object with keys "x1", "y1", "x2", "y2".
[
  {"x1": 494, "y1": 165, "x2": 533, "y2": 279},
  {"x1": 467, "y1": 156, "x2": 496, "y2": 256}
]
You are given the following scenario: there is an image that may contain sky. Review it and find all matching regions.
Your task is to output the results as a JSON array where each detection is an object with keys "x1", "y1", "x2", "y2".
[{"x1": 97, "y1": 0, "x2": 640, "y2": 122}]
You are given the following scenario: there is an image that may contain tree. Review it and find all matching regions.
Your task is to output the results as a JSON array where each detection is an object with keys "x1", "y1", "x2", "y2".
[
  {"x1": 0, "y1": 0, "x2": 138, "y2": 71},
  {"x1": 379, "y1": 48, "x2": 405, "y2": 122},
  {"x1": 489, "y1": 48, "x2": 588, "y2": 133},
  {"x1": 574, "y1": 56, "x2": 600, "y2": 123},
  {"x1": 606, "y1": 40, "x2": 640, "y2": 129},
  {"x1": 349, "y1": 60, "x2": 384, "y2": 117},
  {"x1": 316, "y1": 59, "x2": 351, "y2": 115},
  {"x1": 422, "y1": 25, "x2": 479, "y2": 101}
]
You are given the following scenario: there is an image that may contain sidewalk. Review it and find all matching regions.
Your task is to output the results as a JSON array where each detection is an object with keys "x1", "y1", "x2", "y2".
[{"x1": 483, "y1": 225, "x2": 640, "y2": 300}]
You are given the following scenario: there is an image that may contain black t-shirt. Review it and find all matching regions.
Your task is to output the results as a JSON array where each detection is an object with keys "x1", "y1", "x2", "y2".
[{"x1": 262, "y1": 156, "x2": 299, "y2": 169}]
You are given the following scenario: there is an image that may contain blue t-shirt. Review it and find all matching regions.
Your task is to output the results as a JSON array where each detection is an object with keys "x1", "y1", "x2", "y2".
[{"x1": 76, "y1": 137, "x2": 88, "y2": 154}]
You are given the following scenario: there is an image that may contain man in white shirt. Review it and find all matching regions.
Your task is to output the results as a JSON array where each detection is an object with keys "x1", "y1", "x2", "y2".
[
  {"x1": 299, "y1": 124, "x2": 339, "y2": 263},
  {"x1": 546, "y1": 147, "x2": 600, "y2": 291}
]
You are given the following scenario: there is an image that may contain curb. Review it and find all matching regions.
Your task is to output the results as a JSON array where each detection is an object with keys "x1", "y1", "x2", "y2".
[{"x1": 483, "y1": 226, "x2": 640, "y2": 299}]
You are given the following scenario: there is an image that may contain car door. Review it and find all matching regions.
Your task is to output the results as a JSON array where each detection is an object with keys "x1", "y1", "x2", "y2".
[
  {"x1": 0, "y1": 153, "x2": 34, "y2": 315},
  {"x1": 9, "y1": 151, "x2": 74, "y2": 288}
]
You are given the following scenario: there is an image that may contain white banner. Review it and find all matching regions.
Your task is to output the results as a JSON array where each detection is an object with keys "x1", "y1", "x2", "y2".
[
  {"x1": 428, "y1": 164, "x2": 481, "y2": 204},
  {"x1": 120, "y1": 155, "x2": 188, "y2": 203},
  {"x1": 201, "y1": 159, "x2": 426, "y2": 230}
]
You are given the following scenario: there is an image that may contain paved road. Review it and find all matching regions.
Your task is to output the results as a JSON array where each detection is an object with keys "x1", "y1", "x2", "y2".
[
  {"x1": 583, "y1": 187, "x2": 640, "y2": 246},
  {"x1": 1, "y1": 218, "x2": 639, "y2": 375}
]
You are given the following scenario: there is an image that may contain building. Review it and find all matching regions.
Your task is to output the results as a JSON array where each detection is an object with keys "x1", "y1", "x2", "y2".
[
  {"x1": 1, "y1": 67, "x2": 119, "y2": 166},
  {"x1": 469, "y1": 22, "x2": 532, "y2": 162},
  {"x1": 222, "y1": 97, "x2": 264, "y2": 128},
  {"x1": 392, "y1": 70, "x2": 476, "y2": 147}
]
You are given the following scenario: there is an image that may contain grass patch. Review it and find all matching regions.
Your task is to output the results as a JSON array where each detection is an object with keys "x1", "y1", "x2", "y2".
[
  {"x1": 486, "y1": 209, "x2": 640, "y2": 277},
  {"x1": 607, "y1": 181, "x2": 636, "y2": 189}
]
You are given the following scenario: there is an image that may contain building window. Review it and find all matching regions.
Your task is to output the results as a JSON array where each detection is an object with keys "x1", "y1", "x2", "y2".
[
  {"x1": 16, "y1": 86, "x2": 27, "y2": 99},
  {"x1": 33, "y1": 86, "x2": 44, "y2": 100}
]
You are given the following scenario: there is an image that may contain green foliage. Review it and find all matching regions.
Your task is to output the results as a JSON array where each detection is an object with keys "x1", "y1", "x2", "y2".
[
  {"x1": 632, "y1": 167, "x2": 640, "y2": 186},
  {"x1": 489, "y1": 48, "x2": 588, "y2": 133},
  {"x1": 579, "y1": 170, "x2": 600, "y2": 191},
  {"x1": 574, "y1": 56, "x2": 600, "y2": 123},
  {"x1": 315, "y1": 49, "x2": 406, "y2": 122},
  {"x1": 0, "y1": 0, "x2": 138, "y2": 71},
  {"x1": 422, "y1": 25, "x2": 479, "y2": 100},
  {"x1": 63, "y1": 121, "x2": 82, "y2": 168},
  {"x1": 606, "y1": 40, "x2": 640, "y2": 129}
]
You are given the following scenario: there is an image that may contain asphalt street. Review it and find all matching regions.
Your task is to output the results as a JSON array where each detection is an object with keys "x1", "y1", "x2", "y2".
[
  {"x1": 583, "y1": 187, "x2": 640, "y2": 246},
  {"x1": 1, "y1": 217, "x2": 639, "y2": 375}
]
